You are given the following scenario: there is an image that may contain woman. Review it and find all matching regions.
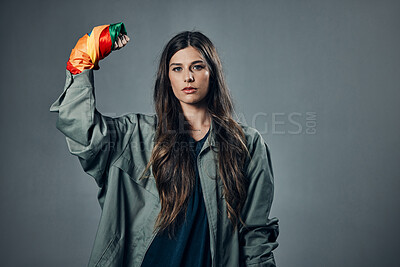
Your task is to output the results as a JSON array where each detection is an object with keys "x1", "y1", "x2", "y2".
[{"x1": 50, "y1": 22, "x2": 279, "y2": 267}]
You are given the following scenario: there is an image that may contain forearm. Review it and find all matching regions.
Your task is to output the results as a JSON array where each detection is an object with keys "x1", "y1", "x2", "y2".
[
  {"x1": 49, "y1": 23, "x2": 129, "y2": 185},
  {"x1": 50, "y1": 22, "x2": 128, "y2": 145}
]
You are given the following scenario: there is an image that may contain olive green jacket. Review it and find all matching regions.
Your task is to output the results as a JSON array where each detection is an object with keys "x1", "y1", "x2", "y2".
[{"x1": 50, "y1": 69, "x2": 279, "y2": 267}]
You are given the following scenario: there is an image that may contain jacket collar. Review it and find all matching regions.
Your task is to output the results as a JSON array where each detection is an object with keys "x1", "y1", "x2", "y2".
[{"x1": 205, "y1": 118, "x2": 217, "y2": 148}]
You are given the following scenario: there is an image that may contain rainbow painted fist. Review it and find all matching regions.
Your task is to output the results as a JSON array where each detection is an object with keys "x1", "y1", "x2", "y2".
[{"x1": 67, "y1": 22, "x2": 128, "y2": 74}]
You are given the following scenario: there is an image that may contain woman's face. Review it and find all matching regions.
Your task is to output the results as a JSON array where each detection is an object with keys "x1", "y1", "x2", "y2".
[{"x1": 168, "y1": 46, "x2": 210, "y2": 107}]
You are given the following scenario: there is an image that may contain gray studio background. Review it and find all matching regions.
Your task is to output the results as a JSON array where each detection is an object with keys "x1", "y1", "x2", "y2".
[{"x1": 0, "y1": 0, "x2": 399, "y2": 266}]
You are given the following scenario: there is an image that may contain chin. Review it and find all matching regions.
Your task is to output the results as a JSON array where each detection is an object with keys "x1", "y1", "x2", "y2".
[{"x1": 180, "y1": 98, "x2": 203, "y2": 105}]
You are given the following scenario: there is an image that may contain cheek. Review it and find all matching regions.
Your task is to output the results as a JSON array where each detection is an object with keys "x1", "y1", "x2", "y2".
[
  {"x1": 168, "y1": 74, "x2": 180, "y2": 95},
  {"x1": 203, "y1": 72, "x2": 210, "y2": 88},
  {"x1": 168, "y1": 74, "x2": 176, "y2": 88},
  {"x1": 168, "y1": 73, "x2": 172, "y2": 85}
]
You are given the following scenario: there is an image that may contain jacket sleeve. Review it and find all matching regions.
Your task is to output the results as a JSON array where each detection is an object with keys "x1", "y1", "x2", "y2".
[
  {"x1": 239, "y1": 132, "x2": 279, "y2": 267},
  {"x1": 49, "y1": 69, "x2": 125, "y2": 188}
]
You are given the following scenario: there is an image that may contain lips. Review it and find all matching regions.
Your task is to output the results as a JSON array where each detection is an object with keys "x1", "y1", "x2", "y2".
[{"x1": 182, "y1": 87, "x2": 197, "y2": 94}]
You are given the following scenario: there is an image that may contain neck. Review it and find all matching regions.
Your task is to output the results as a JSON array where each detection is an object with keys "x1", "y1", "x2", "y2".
[{"x1": 180, "y1": 101, "x2": 211, "y2": 131}]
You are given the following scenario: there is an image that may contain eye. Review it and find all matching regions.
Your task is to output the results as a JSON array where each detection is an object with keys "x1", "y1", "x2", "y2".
[
  {"x1": 172, "y1": 67, "x2": 182, "y2": 72},
  {"x1": 193, "y1": 65, "x2": 204, "y2": 71}
]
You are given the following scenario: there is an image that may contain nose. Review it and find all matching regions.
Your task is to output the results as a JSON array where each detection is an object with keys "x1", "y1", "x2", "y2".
[{"x1": 184, "y1": 71, "x2": 194, "y2": 83}]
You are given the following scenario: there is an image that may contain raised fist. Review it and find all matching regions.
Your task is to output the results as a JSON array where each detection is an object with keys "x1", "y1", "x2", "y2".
[
  {"x1": 67, "y1": 22, "x2": 128, "y2": 74},
  {"x1": 113, "y1": 33, "x2": 130, "y2": 51}
]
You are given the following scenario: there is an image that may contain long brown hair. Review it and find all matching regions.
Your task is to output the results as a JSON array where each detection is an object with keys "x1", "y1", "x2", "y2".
[{"x1": 142, "y1": 31, "x2": 249, "y2": 237}]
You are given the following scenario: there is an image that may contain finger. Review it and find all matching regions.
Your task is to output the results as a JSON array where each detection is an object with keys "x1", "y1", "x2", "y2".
[
  {"x1": 121, "y1": 34, "x2": 129, "y2": 41},
  {"x1": 117, "y1": 36, "x2": 123, "y2": 48},
  {"x1": 114, "y1": 41, "x2": 120, "y2": 50},
  {"x1": 123, "y1": 35, "x2": 130, "y2": 43},
  {"x1": 121, "y1": 36, "x2": 128, "y2": 46}
]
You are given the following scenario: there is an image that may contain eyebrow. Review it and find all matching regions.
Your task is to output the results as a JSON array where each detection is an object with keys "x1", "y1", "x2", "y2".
[{"x1": 169, "y1": 60, "x2": 205, "y2": 67}]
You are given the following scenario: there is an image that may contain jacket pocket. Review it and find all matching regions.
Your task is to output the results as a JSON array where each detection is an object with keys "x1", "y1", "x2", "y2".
[
  {"x1": 95, "y1": 233, "x2": 121, "y2": 267},
  {"x1": 112, "y1": 154, "x2": 159, "y2": 199}
]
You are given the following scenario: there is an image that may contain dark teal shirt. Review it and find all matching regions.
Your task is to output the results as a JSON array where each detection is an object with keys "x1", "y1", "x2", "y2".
[{"x1": 141, "y1": 130, "x2": 212, "y2": 267}]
